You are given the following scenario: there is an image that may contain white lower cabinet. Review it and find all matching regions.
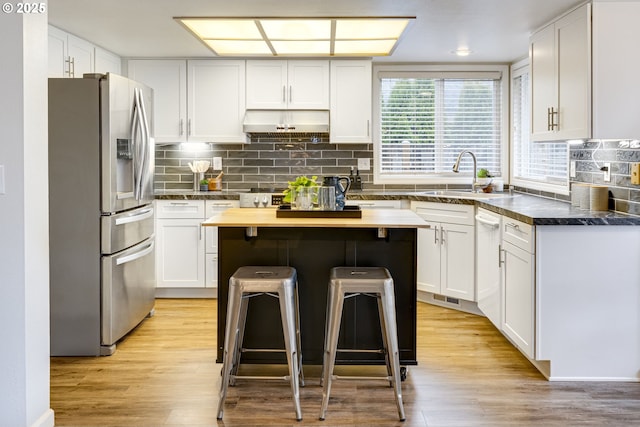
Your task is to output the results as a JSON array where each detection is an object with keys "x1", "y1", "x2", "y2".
[
  {"x1": 155, "y1": 200, "x2": 206, "y2": 288},
  {"x1": 204, "y1": 200, "x2": 239, "y2": 291},
  {"x1": 155, "y1": 199, "x2": 238, "y2": 292},
  {"x1": 500, "y1": 216, "x2": 535, "y2": 359},
  {"x1": 412, "y1": 202, "x2": 475, "y2": 301}
]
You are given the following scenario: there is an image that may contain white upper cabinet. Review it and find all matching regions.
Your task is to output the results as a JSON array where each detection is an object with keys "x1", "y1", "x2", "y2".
[
  {"x1": 48, "y1": 26, "x2": 68, "y2": 78},
  {"x1": 127, "y1": 59, "x2": 246, "y2": 143},
  {"x1": 94, "y1": 47, "x2": 121, "y2": 75},
  {"x1": 330, "y1": 60, "x2": 372, "y2": 143},
  {"x1": 592, "y1": 1, "x2": 640, "y2": 139},
  {"x1": 246, "y1": 60, "x2": 329, "y2": 110},
  {"x1": 128, "y1": 59, "x2": 188, "y2": 143},
  {"x1": 530, "y1": 4, "x2": 590, "y2": 141},
  {"x1": 49, "y1": 25, "x2": 121, "y2": 78},
  {"x1": 530, "y1": 2, "x2": 640, "y2": 141},
  {"x1": 187, "y1": 60, "x2": 246, "y2": 143},
  {"x1": 48, "y1": 26, "x2": 94, "y2": 78}
]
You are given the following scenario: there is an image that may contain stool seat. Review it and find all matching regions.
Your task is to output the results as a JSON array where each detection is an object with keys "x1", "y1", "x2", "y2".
[
  {"x1": 218, "y1": 266, "x2": 303, "y2": 421},
  {"x1": 320, "y1": 267, "x2": 406, "y2": 421}
]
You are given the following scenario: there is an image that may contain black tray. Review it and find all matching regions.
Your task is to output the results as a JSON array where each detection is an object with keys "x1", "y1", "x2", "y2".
[{"x1": 276, "y1": 204, "x2": 362, "y2": 218}]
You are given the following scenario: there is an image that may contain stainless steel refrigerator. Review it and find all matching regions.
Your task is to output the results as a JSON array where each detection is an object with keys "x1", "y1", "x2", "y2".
[{"x1": 49, "y1": 73, "x2": 156, "y2": 356}]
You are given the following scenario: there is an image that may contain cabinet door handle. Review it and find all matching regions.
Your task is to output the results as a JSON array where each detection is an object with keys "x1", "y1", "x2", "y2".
[
  {"x1": 282, "y1": 85, "x2": 286, "y2": 103},
  {"x1": 367, "y1": 119, "x2": 370, "y2": 137},
  {"x1": 434, "y1": 225, "x2": 438, "y2": 244},
  {"x1": 188, "y1": 118, "x2": 192, "y2": 136},
  {"x1": 64, "y1": 56, "x2": 72, "y2": 77},
  {"x1": 505, "y1": 222, "x2": 521, "y2": 232},
  {"x1": 548, "y1": 107, "x2": 558, "y2": 131},
  {"x1": 498, "y1": 244, "x2": 505, "y2": 267},
  {"x1": 440, "y1": 226, "x2": 445, "y2": 245},
  {"x1": 289, "y1": 85, "x2": 292, "y2": 103},
  {"x1": 179, "y1": 119, "x2": 184, "y2": 136}
]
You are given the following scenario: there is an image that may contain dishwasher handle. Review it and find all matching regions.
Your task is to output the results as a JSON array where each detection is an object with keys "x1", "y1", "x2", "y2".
[{"x1": 475, "y1": 214, "x2": 500, "y2": 228}]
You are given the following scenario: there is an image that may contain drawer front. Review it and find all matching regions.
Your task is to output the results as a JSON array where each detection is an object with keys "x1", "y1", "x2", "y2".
[
  {"x1": 347, "y1": 199, "x2": 402, "y2": 209},
  {"x1": 155, "y1": 200, "x2": 205, "y2": 219},
  {"x1": 502, "y1": 216, "x2": 534, "y2": 253},
  {"x1": 412, "y1": 201, "x2": 475, "y2": 226},
  {"x1": 205, "y1": 200, "x2": 239, "y2": 217}
]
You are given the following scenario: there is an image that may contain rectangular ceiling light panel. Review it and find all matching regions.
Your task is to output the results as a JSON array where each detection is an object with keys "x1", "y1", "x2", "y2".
[{"x1": 176, "y1": 16, "x2": 414, "y2": 57}]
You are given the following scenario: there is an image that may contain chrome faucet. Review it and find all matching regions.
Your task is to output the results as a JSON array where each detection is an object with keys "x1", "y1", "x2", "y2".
[{"x1": 452, "y1": 150, "x2": 481, "y2": 192}]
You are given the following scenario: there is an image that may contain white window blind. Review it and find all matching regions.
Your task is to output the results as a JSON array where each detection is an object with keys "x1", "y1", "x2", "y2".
[
  {"x1": 378, "y1": 75, "x2": 502, "y2": 178},
  {"x1": 512, "y1": 68, "x2": 568, "y2": 188}
]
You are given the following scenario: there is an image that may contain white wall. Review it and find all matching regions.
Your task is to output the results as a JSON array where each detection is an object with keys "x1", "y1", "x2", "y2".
[{"x1": 0, "y1": 5, "x2": 54, "y2": 427}]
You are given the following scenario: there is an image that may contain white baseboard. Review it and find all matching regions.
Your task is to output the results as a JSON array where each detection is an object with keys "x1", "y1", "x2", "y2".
[
  {"x1": 155, "y1": 288, "x2": 217, "y2": 299},
  {"x1": 31, "y1": 409, "x2": 54, "y2": 427}
]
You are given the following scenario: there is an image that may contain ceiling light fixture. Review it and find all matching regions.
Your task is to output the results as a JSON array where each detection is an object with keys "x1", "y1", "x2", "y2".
[
  {"x1": 452, "y1": 48, "x2": 472, "y2": 57},
  {"x1": 175, "y1": 17, "x2": 415, "y2": 57}
]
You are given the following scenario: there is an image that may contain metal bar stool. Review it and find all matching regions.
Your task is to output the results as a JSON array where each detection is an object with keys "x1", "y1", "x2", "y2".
[
  {"x1": 320, "y1": 266, "x2": 406, "y2": 422},
  {"x1": 217, "y1": 266, "x2": 304, "y2": 421}
]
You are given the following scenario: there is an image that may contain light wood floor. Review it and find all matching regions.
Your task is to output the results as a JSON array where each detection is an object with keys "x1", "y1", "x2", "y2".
[{"x1": 51, "y1": 299, "x2": 640, "y2": 426}]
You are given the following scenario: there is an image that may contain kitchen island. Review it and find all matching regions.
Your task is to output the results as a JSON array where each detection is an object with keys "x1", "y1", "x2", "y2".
[{"x1": 202, "y1": 208, "x2": 428, "y2": 366}]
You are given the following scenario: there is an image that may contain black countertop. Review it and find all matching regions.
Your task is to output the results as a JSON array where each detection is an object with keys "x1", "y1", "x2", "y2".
[{"x1": 155, "y1": 189, "x2": 640, "y2": 226}]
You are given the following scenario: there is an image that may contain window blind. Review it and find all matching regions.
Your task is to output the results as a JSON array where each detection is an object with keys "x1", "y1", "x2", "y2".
[
  {"x1": 512, "y1": 70, "x2": 568, "y2": 186},
  {"x1": 378, "y1": 76, "x2": 502, "y2": 177}
]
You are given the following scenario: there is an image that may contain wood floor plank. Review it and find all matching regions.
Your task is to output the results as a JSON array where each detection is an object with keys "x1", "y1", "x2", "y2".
[{"x1": 50, "y1": 299, "x2": 640, "y2": 426}]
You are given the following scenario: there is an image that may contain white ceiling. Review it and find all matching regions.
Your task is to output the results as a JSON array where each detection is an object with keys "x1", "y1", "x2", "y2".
[{"x1": 48, "y1": 0, "x2": 585, "y2": 63}]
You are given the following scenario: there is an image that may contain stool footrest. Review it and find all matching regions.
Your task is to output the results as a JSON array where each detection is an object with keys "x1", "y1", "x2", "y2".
[
  {"x1": 332, "y1": 374, "x2": 393, "y2": 381},
  {"x1": 240, "y1": 348, "x2": 286, "y2": 353},
  {"x1": 232, "y1": 374, "x2": 291, "y2": 381},
  {"x1": 336, "y1": 349, "x2": 385, "y2": 354}
]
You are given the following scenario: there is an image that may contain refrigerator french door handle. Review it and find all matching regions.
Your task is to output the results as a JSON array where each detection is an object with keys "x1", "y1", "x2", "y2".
[
  {"x1": 115, "y1": 240, "x2": 154, "y2": 266},
  {"x1": 114, "y1": 207, "x2": 154, "y2": 226},
  {"x1": 130, "y1": 88, "x2": 142, "y2": 200},
  {"x1": 136, "y1": 89, "x2": 151, "y2": 200}
]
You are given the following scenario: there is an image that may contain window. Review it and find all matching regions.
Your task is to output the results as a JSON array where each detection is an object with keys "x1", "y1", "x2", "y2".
[
  {"x1": 511, "y1": 60, "x2": 569, "y2": 193},
  {"x1": 373, "y1": 65, "x2": 508, "y2": 184}
]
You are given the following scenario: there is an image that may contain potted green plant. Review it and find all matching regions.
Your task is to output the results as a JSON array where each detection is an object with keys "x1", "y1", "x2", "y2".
[
  {"x1": 283, "y1": 175, "x2": 319, "y2": 206},
  {"x1": 476, "y1": 168, "x2": 493, "y2": 193},
  {"x1": 199, "y1": 178, "x2": 209, "y2": 191}
]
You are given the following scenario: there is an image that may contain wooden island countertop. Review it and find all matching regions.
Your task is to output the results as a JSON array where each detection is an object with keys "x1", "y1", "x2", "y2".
[{"x1": 202, "y1": 207, "x2": 429, "y2": 229}]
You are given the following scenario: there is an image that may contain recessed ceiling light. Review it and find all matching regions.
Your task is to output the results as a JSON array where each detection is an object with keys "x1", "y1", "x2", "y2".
[
  {"x1": 175, "y1": 17, "x2": 415, "y2": 57},
  {"x1": 452, "y1": 48, "x2": 472, "y2": 57}
]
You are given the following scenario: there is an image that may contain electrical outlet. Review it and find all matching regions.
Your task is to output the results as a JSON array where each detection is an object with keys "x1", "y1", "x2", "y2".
[
  {"x1": 569, "y1": 161, "x2": 576, "y2": 178},
  {"x1": 603, "y1": 162, "x2": 611, "y2": 182},
  {"x1": 357, "y1": 158, "x2": 370, "y2": 170},
  {"x1": 631, "y1": 163, "x2": 640, "y2": 185},
  {"x1": 213, "y1": 157, "x2": 222, "y2": 170}
]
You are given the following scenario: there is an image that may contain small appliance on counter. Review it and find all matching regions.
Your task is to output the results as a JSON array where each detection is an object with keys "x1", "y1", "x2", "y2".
[{"x1": 349, "y1": 167, "x2": 364, "y2": 191}]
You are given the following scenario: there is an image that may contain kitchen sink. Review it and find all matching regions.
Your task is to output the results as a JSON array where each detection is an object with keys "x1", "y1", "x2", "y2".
[{"x1": 420, "y1": 190, "x2": 514, "y2": 200}]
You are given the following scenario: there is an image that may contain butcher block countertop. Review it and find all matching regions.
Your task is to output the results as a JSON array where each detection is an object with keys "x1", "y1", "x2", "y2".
[{"x1": 202, "y1": 207, "x2": 429, "y2": 229}]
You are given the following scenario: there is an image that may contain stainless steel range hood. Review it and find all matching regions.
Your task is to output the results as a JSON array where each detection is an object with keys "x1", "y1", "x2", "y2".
[{"x1": 243, "y1": 109, "x2": 329, "y2": 136}]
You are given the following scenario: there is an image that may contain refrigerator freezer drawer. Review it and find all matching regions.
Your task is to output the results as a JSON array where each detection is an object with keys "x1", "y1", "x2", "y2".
[
  {"x1": 101, "y1": 237, "x2": 156, "y2": 348},
  {"x1": 102, "y1": 205, "x2": 155, "y2": 254}
]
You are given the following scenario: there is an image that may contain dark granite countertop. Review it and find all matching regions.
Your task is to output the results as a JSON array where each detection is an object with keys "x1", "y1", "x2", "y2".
[
  {"x1": 155, "y1": 189, "x2": 640, "y2": 225},
  {"x1": 155, "y1": 190, "x2": 241, "y2": 200}
]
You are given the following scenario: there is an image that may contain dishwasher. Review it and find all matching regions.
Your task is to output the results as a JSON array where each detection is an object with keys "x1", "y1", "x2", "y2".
[{"x1": 475, "y1": 208, "x2": 502, "y2": 330}]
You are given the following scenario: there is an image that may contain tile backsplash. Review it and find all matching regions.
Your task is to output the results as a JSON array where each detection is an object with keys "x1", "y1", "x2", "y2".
[
  {"x1": 155, "y1": 139, "x2": 454, "y2": 192},
  {"x1": 570, "y1": 140, "x2": 640, "y2": 215},
  {"x1": 155, "y1": 138, "x2": 640, "y2": 216},
  {"x1": 155, "y1": 140, "x2": 378, "y2": 191}
]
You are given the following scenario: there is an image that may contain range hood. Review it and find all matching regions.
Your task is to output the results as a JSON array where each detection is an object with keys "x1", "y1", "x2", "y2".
[{"x1": 243, "y1": 109, "x2": 329, "y2": 136}]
